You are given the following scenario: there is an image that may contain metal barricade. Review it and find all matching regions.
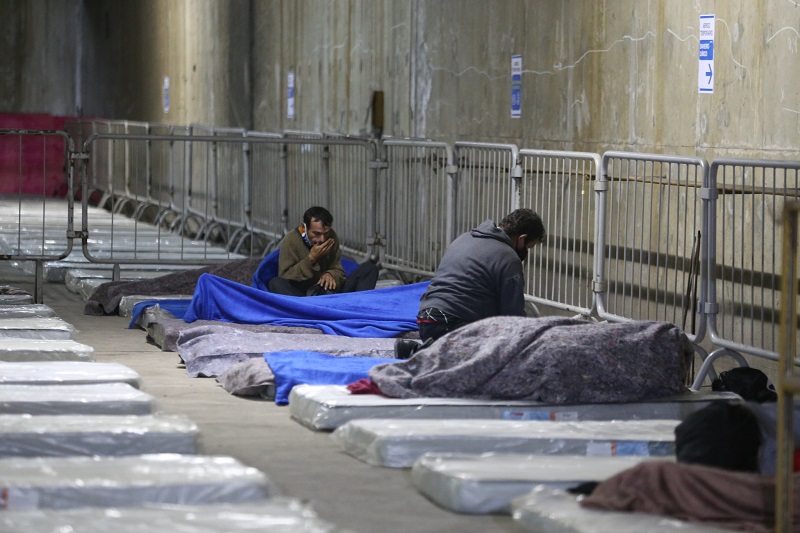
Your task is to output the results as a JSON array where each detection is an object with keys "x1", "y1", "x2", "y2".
[
  {"x1": 596, "y1": 152, "x2": 709, "y2": 350},
  {"x1": 519, "y1": 150, "x2": 599, "y2": 316},
  {"x1": 704, "y1": 159, "x2": 800, "y2": 372},
  {"x1": 283, "y1": 131, "x2": 328, "y2": 233},
  {"x1": 379, "y1": 138, "x2": 456, "y2": 278},
  {"x1": 452, "y1": 142, "x2": 521, "y2": 235},
  {"x1": 278, "y1": 133, "x2": 378, "y2": 260},
  {"x1": 776, "y1": 201, "x2": 800, "y2": 533},
  {"x1": 0, "y1": 129, "x2": 75, "y2": 302},
  {"x1": 243, "y1": 130, "x2": 285, "y2": 255}
]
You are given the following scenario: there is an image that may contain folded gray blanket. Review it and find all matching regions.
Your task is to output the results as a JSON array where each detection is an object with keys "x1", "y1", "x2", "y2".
[
  {"x1": 176, "y1": 326, "x2": 398, "y2": 378},
  {"x1": 369, "y1": 316, "x2": 693, "y2": 403}
]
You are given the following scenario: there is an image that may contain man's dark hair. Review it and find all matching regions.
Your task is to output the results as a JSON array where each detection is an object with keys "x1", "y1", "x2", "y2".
[
  {"x1": 303, "y1": 206, "x2": 333, "y2": 227},
  {"x1": 500, "y1": 208, "x2": 545, "y2": 241}
]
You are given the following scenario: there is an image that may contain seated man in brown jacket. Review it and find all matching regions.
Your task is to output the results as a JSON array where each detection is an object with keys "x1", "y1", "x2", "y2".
[{"x1": 268, "y1": 206, "x2": 378, "y2": 297}]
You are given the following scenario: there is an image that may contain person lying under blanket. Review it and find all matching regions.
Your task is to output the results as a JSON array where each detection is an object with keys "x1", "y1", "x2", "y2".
[{"x1": 352, "y1": 315, "x2": 695, "y2": 404}]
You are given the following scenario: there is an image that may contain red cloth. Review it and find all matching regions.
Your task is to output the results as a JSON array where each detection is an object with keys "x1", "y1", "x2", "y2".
[{"x1": 347, "y1": 378, "x2": 385, "y2": 396}]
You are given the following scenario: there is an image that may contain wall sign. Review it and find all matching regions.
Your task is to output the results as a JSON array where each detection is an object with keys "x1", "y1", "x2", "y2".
[
  {"x1": 698, "y1": 14, "x2": 715, "y2": 93},
  {"x1": 511, "y1": 55, "x2": 522, "y2": 118}
]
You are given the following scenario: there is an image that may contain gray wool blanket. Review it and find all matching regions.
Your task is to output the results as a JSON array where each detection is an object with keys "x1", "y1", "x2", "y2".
[
  {"x1": 84, "y1": 257, "x2": 263, "y2": 316},
  {"x1": 368, "y1": 316, "x2": 693, "y2": 403},
  {"x1": 176, "y1": 326, "x2": 397, "y2": 378}
]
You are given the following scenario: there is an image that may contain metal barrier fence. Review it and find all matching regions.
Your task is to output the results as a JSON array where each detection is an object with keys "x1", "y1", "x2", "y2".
[
  {"x1": 379, "y1": 138, "x2": 455, "y2": 279},
  {"x1": 2, "y1": 121, "x2": 800, "y2": 388},
  {"x1": 705, "y1": 159, "x2": 800, "y2": 367},
  {"x1": 0, "y1": 129, "x2": 76, "y2": 302},
  {"x1": 596, "y1": 152, "x2": 709, "y2": 347},
  {"x1": 519, "y1": 149, "x2": 599, "y2": 317}
]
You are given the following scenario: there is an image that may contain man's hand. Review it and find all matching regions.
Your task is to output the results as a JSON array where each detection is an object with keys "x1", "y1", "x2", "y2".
[
  {"x1": 317, "y1": 272, "x2": 336, "y2": 290},
  {"x1": 308, "y1": 238, "x2": 335, "y2": 263}
]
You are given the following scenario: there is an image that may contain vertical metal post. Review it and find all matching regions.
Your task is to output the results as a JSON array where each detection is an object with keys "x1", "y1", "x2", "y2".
[{"x1": 777, "y1": 202, "x2": 799, "y2": 533}]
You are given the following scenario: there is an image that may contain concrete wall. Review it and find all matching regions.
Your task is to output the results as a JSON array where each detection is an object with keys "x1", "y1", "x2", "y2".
[{"x1": 2, "y1": 0, "x2": 799, "y2": 158}]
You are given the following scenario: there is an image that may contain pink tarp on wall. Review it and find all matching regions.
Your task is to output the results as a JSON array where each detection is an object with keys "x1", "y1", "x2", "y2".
[{"x1": 0, "y1": 114, "x2": 71, "y2": 197}]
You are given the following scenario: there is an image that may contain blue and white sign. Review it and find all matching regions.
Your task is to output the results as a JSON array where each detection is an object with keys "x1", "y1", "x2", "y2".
[
  {"x1": 163, "y1": 76, "x2": 170, "y2": 114},
  {"x1": 287, "y1": 70, "x2": 295, "y2": 119},
  {"x1": 698, "y1": 14, "x2": 715, "y2": 93},
  {"x1": 511, "y1": 55, "x2": 522, "y2": 118}
]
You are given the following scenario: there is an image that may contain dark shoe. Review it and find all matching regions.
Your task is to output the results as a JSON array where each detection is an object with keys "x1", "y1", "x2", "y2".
[
  {"x1": 394, "y1": 338, "x2": 421, "y2": 360},
  {"x1": 306, "y1": 285, "x2": 337, "y2": 297}
]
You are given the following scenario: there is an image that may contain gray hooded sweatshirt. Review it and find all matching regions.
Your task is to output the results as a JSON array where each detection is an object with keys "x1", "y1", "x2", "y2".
[{"x1": 419, "y1": 220, "x2": 526, "y2": 323}]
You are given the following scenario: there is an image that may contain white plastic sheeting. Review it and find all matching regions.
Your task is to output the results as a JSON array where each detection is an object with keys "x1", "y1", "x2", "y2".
[
  {"x1": 0, "y1": 339, "x2": 94, "y2": 362},
  {"x1": 0, "y1": 361, "x2": 141, "y2": 387},
  {"x1": 332, "y1": 418, "x2": 679, "y2": 468},
  {"x1": 0, "y1": 499, "x2": 345, "y2": 533},
  {"x1": 0, "y1": 383, "x2": 155, "y2": 415},
  {"x1": 0, "y1": 317, "x2": 75, "y2": 340},
  {"x1": 411, "y1": 452, "x2": 670, "y2": 515},
  {"x1": 0, "y1": 454, "x2": 275, "y2": 510},
  {"x1": 0, "y1": 414, "x2": 199, "y2": 457},
  {"x1": 511, "y1": 486, "x2": 734, "y2": 532},
  {"x1": 289, "y1": 384, "x2": 739, "y2": 431}
]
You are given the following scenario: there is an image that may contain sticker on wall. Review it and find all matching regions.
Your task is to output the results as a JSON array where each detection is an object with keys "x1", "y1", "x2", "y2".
[
  {"x1": 511, "y1": 55, "x2": 522, "y2": 118},
  {"x1": 288, "y1": 70, "x2": 295, "y2": 119},
  {"x1": 163, "y1": 76, "x2": 170, "y2": 113},
  {"x1": 698, "y1": 14, "x2": 715, "y2": 94}
]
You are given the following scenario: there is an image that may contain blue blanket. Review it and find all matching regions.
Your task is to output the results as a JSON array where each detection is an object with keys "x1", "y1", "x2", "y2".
[
  {"x1": 128, "y1": 299, "x2": 194, "y2": 328},
  {"x1": 265, "y1": 350, "x2": 400, "y2": 405},
  {"x1": 184, "y1": 274, "x2": 429, "y2": 338}
]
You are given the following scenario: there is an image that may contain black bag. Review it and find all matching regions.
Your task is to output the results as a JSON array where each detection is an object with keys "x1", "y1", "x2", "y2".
[
  {"x1": 711, "y1": 367, "x2": 777, "y2": 402},
  {"x1": 675, "y1": 402, "x2": 762, "y2": 472}
]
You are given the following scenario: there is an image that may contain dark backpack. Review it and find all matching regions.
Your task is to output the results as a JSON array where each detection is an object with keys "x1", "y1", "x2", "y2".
[{"x1": 711, "y1": 367, "x2": 777, "y2": 402}]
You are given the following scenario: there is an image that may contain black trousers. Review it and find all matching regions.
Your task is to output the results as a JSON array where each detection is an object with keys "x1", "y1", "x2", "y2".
[{"x1": 268, "y1": 262, "x2": 379, "y2": 296}]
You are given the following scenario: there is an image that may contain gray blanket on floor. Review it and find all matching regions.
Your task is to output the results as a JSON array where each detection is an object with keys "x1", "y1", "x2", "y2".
[
  {"x1": 369, "y1": 316, "x2": 693, "y2": 403},
  {"x1": 84, "y1": 257, "x2": 263, "y2": 316},
  {"x1": 176, "y1": 326, "x2": 398, "y2": 378},
  {"x1": 148, "y1": 316, "x2": 323, "y2": 352}
]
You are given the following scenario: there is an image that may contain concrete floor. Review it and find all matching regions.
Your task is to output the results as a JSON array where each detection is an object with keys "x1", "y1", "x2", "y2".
[{"x1": 3, "y1": 262, "x2": 519, "y2": 533}]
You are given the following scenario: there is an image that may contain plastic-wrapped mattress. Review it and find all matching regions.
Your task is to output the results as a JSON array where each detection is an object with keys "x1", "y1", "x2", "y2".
[
  {"x1": 0, "y1": 454, "x2": 275, "y2": 510},
  {"x1": 332, "y1": 418, "x2": 678, "y2": 468},
  {"x1": 511, "y1": 486, "x2": 735, "y2": 532},
  {"x1": 0, "y1": 414, "x2": 199, "y2": 457},
  {"x1": 0, "y1": 499, "x2": 345, "y2": 533},
  {"x1": 411, "y1": 452, "x2": 670, "y2": 514},
  {"x1": 0, "y1": 361, "x2": 141, "y2": 387},
  {"x1": 0, "y1": 383, "x2": 155, "y2": 415},
  {"x1": 0, "y1": 317, "x2": 75, "y2": 340},
  {"x1": 289, "y1": 384, "x2": 739, "y2": 431},
  {"x1": 0, "y1": 339, "x2": 94, "y2": 362},
  {"x1": 0, "y1": 304, "x2": 55, "y2": 319}
]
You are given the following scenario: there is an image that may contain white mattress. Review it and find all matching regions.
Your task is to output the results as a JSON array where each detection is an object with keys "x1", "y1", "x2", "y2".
[
  {"x1": 0, "y1": 499, "x2": 343, "y2": 533},
  {"x1": 0, "y1": 339, "x2": 95, "y2": 362},
  {"x1": 0, "y1": 383, "x2": 155, "y2": 415},
  {"x1": 0, "y1": 304, "x2": 55, "y2": 319},
  {"x1": 289, "y1": 384, "x2": 740, "y2": 431},
  {"x1": 0, "y1": 414, "x2": 199, "y2": 457},
  {"x1": 0, "y1": 317, "x2": 75, "y2": 340},
  {"x1": 332, "y1": 418, "x2": 679, "y2": 468},
  {"x1": 0, "y1": 292, "x2": 33, "y2": 305},
  {"x1": 511, "y1": 486, "x2": 736, "y2": 532},
  {"x1": 411, "y1": 452, "x2": 670, "y2": 515},
  {"x1": 0, "y1": 454, "x2": 275, "y2": 510},
  {"x1": 0, "y1": 361, "x2": 141, "y2": 387}
]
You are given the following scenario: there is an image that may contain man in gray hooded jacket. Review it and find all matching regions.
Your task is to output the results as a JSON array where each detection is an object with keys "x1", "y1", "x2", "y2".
[{"x1": 395, "y1": 208, "x2": 545, "y2": 358}]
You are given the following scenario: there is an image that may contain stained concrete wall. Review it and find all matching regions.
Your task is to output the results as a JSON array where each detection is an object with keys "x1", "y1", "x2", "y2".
[{"x1": 2, "y1": 1, "x2": 800, "y2": 158}]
